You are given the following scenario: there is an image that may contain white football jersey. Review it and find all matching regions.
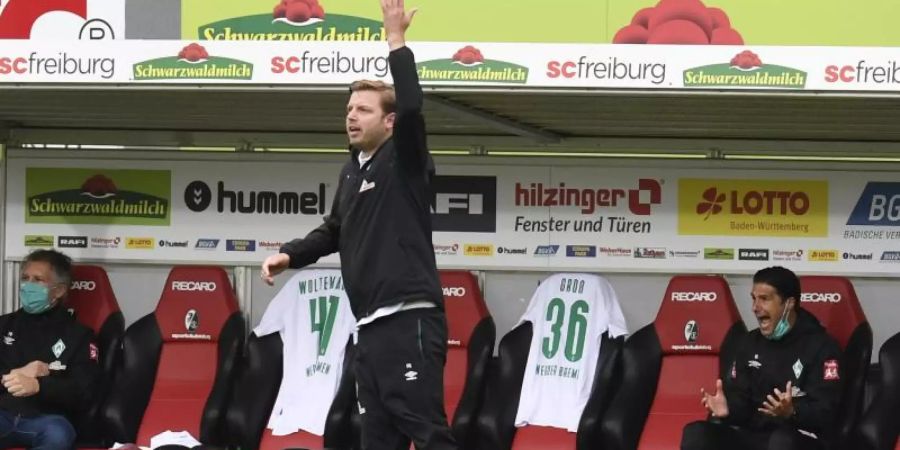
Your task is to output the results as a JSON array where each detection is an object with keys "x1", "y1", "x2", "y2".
[
  {"x1": 514, "y1": 273, "x2": 627, "y2": 432},
  {"x1": 254, "y1": 269, "x2": 355, "y2": 436}
]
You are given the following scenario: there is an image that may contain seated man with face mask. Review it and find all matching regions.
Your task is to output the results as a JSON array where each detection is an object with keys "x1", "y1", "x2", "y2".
[
  {"x1": 0, "y1": 249, "x2": 100, "y2": 449},
  {"x1": 681, "y1": 266, "x2": 842, "y2": 450}
]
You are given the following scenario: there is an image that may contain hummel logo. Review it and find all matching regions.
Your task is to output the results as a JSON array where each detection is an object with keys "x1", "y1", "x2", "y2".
[
  {"x1": 404, "y1": 363, "x2": 417, "y2": 381},
  {"x1": 360, "y1": 180, "x2": 376, "y2": 193}
]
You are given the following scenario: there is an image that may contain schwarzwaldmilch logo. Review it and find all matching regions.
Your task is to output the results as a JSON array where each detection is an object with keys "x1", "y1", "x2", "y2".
[
  {"x1": 133, "y1": 43, "x2": 253, "y2": 80},
  {"x1": 417, "y1": 46, "x2": 528, "y2": 84},
  {"x1": 26, "y1": 169, "x2": 171, "y2": 226},
  {"x1": 684, "y1": 50, "x2": 807, "y2": 89},
  {"x1": 197, "y1": 0, "x2": 384, "y2": 41}
]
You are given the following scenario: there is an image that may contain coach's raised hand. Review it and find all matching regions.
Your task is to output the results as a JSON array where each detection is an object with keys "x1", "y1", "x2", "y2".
[{"x1": 381, "y1": 0, "x2": 416, "y2": 50}]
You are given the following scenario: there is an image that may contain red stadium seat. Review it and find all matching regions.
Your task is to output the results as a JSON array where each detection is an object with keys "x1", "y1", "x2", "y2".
[
  {"x1": 799, "y1": 276, "x2": 873, "y2": 449},
  {"x1": 67, "y1": 265, "x2": 124, "y2": 444},
  {"x1": 601, "y1": 275, "x2": 745, "y2": 450},
  {"x1": 440, "y1": 270, "x2": 495, "y2": 448},
  {"x1": 102, "y1": 266, "x2": 244, "y2": 446}
]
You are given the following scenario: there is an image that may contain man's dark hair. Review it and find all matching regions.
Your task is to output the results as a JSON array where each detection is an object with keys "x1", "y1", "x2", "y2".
[
  {"x1": 753, "y1": 266, "x2": 800, "y2": 303},
  {"x1": 24, "y1": 249, "x2": 73, "y2": 288}
]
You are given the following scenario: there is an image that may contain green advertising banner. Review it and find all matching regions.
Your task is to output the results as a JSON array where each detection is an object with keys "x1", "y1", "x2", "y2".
[
  {"x1": 182, "y1": 0, "x2": 900, "y2": 46},
  {"x1": 25, "y1": 168, "x2": 172, "y2": 226}
]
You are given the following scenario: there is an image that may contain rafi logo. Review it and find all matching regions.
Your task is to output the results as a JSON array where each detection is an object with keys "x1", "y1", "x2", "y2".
[
  {"x1": 684, "y1": 320, "x2": 698, "y2": 342},
  {"x1": 801, "y1": 292, "x2": 842, "y2": 303},
  {"x1": 196, "y1": 0, "x2": 385, "y2": 41},
  {"x1": 195, "y1": 239, "x2": 220, "y2": 250},
  {"x1": 26, "y1": 169, "x2": 171, "y2": 226},
  {"x1": 431, "y1": 176, "x2": 497, "y2": 233},
  {"x1": 679, "y1": 179, "x2": 828, "y2": 237},
  {"x1": 70, "y1": 280, "x2": 96, "y2": 291},
  {"x1": 171, "y1": 281, "x2": 217, "y2": 292},
  {"x1": 671, "y1": 292, "x2": 718, "y2": 302},
  {"x1": 184, "y1": 309, "x2": 199, "y2": 332},
  {"x1": 133, "y1": 43, "x2": 253, "y2": 81},
  {"x1": 442, "y1": 287, "x2": 467, "y2": 298},
  {"x1": 57, "y1": 236, "x2": 88, "y2": 248},
  {"x1": 417, "y1": 46, "x2": 529, "y2": 84},
  {"x1": 497, "y1": 247, "x2": 527, "y2": 255},
  {"x1": 739, "y1": 249, "x2": 770, "y2": 261},
  {"x1": 684, "y1": 50, "x2": 807, "y2": 89},
  {"x1": 185, "y1": 180, "x2": 327, "y2": 215},
  {"x1": 847, "y1": 182, "x2": 900, "y2": 226},
  {"x1": 534, "y1": 245, "x2": 560, "y2": 256},
  {"x1": 516, "y1": 178, "x2": 661, "y2": 215}
]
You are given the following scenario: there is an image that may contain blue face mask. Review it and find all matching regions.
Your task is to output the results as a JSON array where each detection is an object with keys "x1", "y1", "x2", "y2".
[
  {"x1": 20, "y1": 282, "x2": 53, "y2": 314},
  {"x1": 766, "y1": 302, "x2": 792, "y2": 341}
]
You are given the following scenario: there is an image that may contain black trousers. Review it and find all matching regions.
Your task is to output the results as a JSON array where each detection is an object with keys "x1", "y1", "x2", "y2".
[
  {"x1": 681, "y1": 421, "x2": 825, "y2": 450},
  {"x1": 355, "y1": 308, "x2": 458, "y2": 450}
]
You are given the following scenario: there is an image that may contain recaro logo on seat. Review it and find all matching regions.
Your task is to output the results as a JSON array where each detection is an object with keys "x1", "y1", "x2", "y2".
[
  {"x1": 70, "y1": 280, "x2": 96, "y2": 291},
  {"x1": 442, "y1": 287, "x2": 467, "y2": 297},
  {"x1": 800, "y1": 292, "x2": 842, "y2": 303},
  {"x1": 171, "y1": 281, "x2": 217, "y2": 292},
  {"x1": 671, "y1": 291, "x2": 718, "y2": 302}
]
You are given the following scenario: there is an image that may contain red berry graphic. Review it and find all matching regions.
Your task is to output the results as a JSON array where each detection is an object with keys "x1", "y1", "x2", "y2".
[
  {"x1": 650, "y1": 0, "x2": 713, "y2": 39},
  {"x1": 81, "y1": 175, "x2": 118, "y2": 197},
  {"x1": 179, "y1": 43, "x2": 208, "y2": 62},
  {"x1": 274, "y1": 0, "x2": 325, "y2": 21},
  {"x1": 452, "y1": 46, "x2": 485, "y2": 65},
  {"x1": 631, "y1": 7, "x2": 655, "y2": 28},
  {"x1": 613, "y1": 24, "x2": 649, "y2": 44},
  {"x1": 730, "y1": 50, "x2": 761, "y2": 68},
  {"x1": 707, "y1": 7, "x2": 730, "y2": 29},
  {"x1": 711, "y1": 27, "x2": 743, "y2": 45},
  {"x1": 648, "y1": 19, "x2": 709, "y2": 44},
  {"x1": 274, "y1": 3, "x2": 287, "y2": 18},
  {"x1": 286, "y1": 2, "x2": 311, "y2": 22},
  {"x1": 615, "y1": 1, "x2": 742, "y2": 46}
]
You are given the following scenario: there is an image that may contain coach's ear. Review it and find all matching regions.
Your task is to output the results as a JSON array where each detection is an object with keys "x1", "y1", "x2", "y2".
[{"x1": 383, "y1": 112, "x2": 396, "y2": 132}]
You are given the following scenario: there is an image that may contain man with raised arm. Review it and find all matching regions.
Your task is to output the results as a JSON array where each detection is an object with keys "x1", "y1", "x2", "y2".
[{"x1": 260, "y1": 1, "x2": 456, "y2": 448}]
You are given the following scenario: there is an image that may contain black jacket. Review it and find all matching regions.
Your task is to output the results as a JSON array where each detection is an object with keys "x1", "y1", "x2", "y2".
[
  {"x1": 280, "y1": 46, "x2": 443, "y2": 319},
  {"x1": 724, "y1": 307, "x2": 842, "y2": 436},
  {"x1": 0, "y1": 306, "x2": 100, "y2": 418}
]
